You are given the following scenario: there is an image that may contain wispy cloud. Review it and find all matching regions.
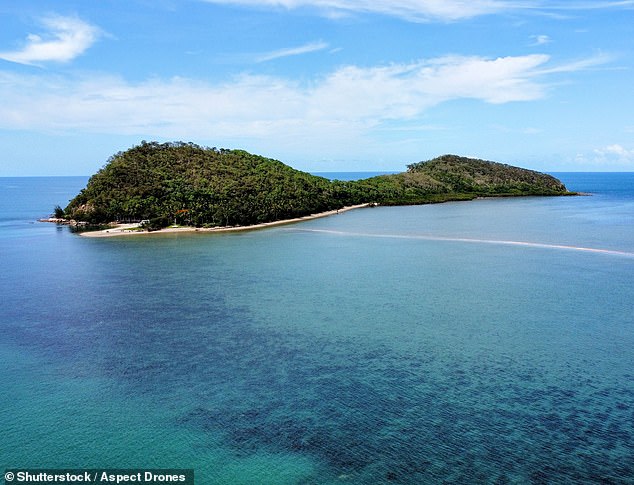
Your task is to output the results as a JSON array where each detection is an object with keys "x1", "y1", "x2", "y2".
[
  {"x1": 530, "y1": 34, "x2": 551, "y2": 46},
  {"x1": 0, "y1": 53, "x2": 609, "y2": 149},
  {"x1": 574, "y1": 144, "x2": 634, "y2": 169},
  {"x1": 0, "y1": 15, "x2": 101, "y2": 66},
  {"x1": 533, "y1": 52, "x2": 614, "y2": 74},
  {"x1": 256, "y1": 41, "x2": 329, "y2": 62},
  {"x1": 201, "y1": 0, "x2": 519, "y2": 22},
  {"x1": 594, "y1": 144, "x2": 634, "y2": 163},
  {"x1": 543, "y1": 1, "x2": 634, "y2": 11},
  {"x1": 201, "y1": 0, "x2": 634, "y2": 22}
]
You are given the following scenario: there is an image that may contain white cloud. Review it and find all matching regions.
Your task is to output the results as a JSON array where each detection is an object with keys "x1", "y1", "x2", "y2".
[
  {"x1": 573, "y1": 144, "x2": 634, "y2": 169},
  {"x1": 0, "y1": 15, "x2": 100, "y2": 65},
  {"x1": 530, "y1": 53, "x2": 614, "y2": 75},
  {"x1": 0, "y1": 53, "x2": 606, "y2": 151},
  {"x1": 201, "y1": 0, "x2": 634, "y2": 22},
  {"x1": 530, "y1": 34, "x2": 551, "y2": 46},
  {"x1": 256, "y1": 41, "x2": 329, "y2": 62},
  {"x1": 594, "y1": 144, "x2": 634, "y2": 163},
  {"x1": 201, "y1": 0, "x2": 519, "y2": 22}
]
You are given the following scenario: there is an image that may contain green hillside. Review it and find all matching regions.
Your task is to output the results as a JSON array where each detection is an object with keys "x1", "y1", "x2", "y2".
[{"x1": 63, "y1": 142, "x2": 571, "y2": 228}]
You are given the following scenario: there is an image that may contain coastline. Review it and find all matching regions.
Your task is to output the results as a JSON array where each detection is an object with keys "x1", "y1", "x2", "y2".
[{"x1": 79, "y1": 203, "x2": 371, "y2": 238}]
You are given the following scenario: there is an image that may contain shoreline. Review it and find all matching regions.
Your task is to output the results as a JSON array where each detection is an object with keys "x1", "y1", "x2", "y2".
[{"x1": 79, "y1": 203, "x2": 371, "y2": 238}]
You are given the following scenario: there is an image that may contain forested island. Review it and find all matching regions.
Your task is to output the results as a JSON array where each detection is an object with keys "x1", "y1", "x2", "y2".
[{"x1": 60, "y1": 141, "x2": 571, "y2": 231}]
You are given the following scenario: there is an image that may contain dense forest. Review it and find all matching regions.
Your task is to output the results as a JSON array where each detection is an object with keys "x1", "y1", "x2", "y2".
[{"x1": 63, "y1": 142, "x2": 571, "y2": 228}]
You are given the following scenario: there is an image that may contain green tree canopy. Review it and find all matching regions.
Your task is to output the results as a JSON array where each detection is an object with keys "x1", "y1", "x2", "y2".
[{"x1": 63, "y1": 142, "x2": 571, "y2": 227}]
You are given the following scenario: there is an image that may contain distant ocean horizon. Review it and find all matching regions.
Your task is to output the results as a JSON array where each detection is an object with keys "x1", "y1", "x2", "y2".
[{"x1": 2, "y1": 171, "x2": 633, "y2": 484}]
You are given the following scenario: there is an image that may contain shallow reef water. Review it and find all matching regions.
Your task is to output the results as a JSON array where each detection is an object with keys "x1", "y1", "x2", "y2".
[{"x1": 1, "y1": 174, "x2": 633, "y2": 484}]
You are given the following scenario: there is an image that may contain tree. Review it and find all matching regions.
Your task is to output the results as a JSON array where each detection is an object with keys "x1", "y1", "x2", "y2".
[{"x1": 62, "y1": 143, "x2": 570, "y2": 225}]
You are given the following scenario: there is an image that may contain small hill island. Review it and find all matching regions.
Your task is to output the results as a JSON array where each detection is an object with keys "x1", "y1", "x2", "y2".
[{"x1": 61, "y1": 141, "x2": 571, "y2": 232}]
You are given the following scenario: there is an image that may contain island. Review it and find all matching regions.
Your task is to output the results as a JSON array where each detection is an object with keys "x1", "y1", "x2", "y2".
[{"x1": 58, "y1": 141, "x2": 572, "y2": 235}]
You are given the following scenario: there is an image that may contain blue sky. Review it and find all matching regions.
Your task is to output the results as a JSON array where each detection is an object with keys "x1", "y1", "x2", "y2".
[{"x1": 1, "y1": 1, "x2": 633, "y2": 175}]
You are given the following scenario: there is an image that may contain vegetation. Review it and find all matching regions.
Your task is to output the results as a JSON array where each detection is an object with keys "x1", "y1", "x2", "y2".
[
  {"x1": 348, "y1": 154, "x2": 569, "y2": 206},
  {"x1": 62, "y1": 142, "x2": 571, "y2": 229},
  {"x1": 406, "y1": 154, "x2": 568, "y2": 196}
]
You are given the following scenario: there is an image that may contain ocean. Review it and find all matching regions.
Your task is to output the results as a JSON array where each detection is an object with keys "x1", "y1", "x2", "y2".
[{"x1": 1, "y1": 173, "x2": 633, "y2": 484}]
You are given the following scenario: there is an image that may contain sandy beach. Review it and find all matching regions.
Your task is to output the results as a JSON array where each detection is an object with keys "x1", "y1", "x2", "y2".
[{"x1": 80, "y1": 203, "x2": 371, "y2": 238}]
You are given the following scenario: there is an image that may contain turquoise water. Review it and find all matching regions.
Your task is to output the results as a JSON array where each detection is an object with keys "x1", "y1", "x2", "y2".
[{"x1": 1, "y1": 174, "x2": 633, "y2": 484}]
